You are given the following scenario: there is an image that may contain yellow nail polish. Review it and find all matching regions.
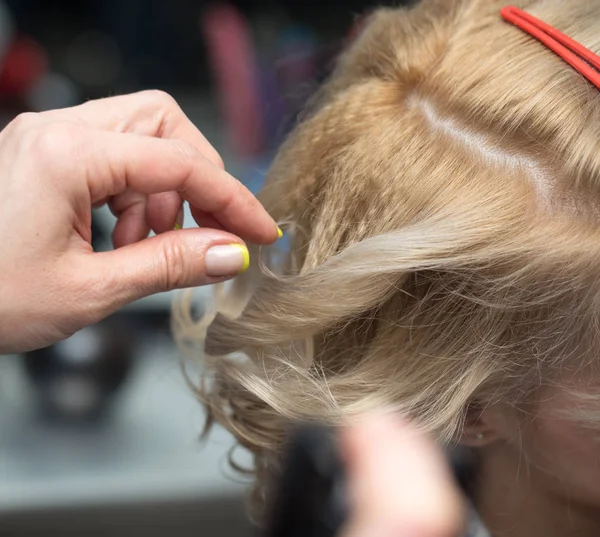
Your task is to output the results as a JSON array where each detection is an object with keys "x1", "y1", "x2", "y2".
[
  {"x1": 277, "y1": 226, "x2": 283, "y2": 238},
  {"x1": 231, "y1": 243, "x2": 250, "y2": 273},
  {"x1": 174, "y1": 205, "x2": 185, "y2": 230}
]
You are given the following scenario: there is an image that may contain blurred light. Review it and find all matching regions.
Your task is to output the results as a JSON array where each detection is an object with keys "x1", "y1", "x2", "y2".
[
  {"x1": 27, "y1": 72, "x2": 80, "y2": 111},
  {"x1": 48, "y1": 375, "x2": 100, "y2": 417},
  {"x1": 54, "y1": 328, "x2": 104, "y2": 367},
  {"x1": 66, "y1": 30, "x2": 123, "y2": 87},
  {"x1": 0, "y1": 36, "x2": 48, "y2": 95}
]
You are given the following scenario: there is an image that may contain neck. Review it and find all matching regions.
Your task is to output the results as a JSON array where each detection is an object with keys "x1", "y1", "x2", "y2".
[{"x1": 473, "y1": 443, "x2": 600, "y2": 537}]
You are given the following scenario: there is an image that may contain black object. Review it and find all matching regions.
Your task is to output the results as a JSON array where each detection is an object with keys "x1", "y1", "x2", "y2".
[
  {"x1": 22, "y1": 316, "x2": 136, "y2": 422},
  {"x1": 21, "y1": 215, "x2": 136, "y2": 423},
  {"x1": 264, "y1": 425, "x2": 349, "y2": 537}
]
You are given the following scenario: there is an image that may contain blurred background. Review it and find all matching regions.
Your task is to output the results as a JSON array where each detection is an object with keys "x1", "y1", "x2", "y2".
[{"x1": 0, "y1": 0, "x2": 407, "y2": 535}]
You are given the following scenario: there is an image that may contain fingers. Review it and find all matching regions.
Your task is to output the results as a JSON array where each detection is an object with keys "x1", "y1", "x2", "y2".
[
  {"x1": 341, "y1": 415, "x2": 464, "y2": 537},
  {"x1": 89, "y1": 229, "x2": 250, "y2": 312},
  {"x1": 189, "y1": 205, "x2": 226, "y2": 231},
  {"x1": 67, "y1": 90, "x2": 225, "y2": 169},
  {"x1": 109, "y1": 191, "x2": 181, "y2": 248},
  {"x1": 146, "y1": 191, "x2": 183, "y2": 233},
  {"x1": 108, "y1": 190, "x2": 150, "y2": 248},
  {"x1": 77, "y1": 129, "x2": 278, "y2": 244}
]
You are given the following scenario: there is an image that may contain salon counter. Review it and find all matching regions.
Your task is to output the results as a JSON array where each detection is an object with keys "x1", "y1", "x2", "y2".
[{"x1": 0, "y1": 334, "x2": 253, "y2": 536}]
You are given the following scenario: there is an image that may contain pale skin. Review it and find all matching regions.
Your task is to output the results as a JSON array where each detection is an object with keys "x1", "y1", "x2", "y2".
[
  {"x1": 346, "y1": 389, "x2": 600, "y2": 537},
  {"x1": 0, "y1": 91, "x2": 463, "y2": 537},
  {"x1": 465, "y1": 384, "x2": 600, "y2": 537},
  {"x1": 0, "y1": 90, "x2": 280, "y2": 354}
]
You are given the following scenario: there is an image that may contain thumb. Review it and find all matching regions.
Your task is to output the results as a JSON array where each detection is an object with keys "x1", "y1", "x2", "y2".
[{"x1": 90, "y1": 229, "x2": 249, "y2": 311}]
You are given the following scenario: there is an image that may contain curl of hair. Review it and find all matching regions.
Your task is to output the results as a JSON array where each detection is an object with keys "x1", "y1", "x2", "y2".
[{"x1": 173, "y1": 0, "x2": 600, "y2": 521}]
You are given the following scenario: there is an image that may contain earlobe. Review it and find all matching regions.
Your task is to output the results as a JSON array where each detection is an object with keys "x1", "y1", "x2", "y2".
[
  {"x1": 460, "y1": 428, "x2": 500, "y2": 447},
  {"x1": 459, "y1": 404, "x2": 508, "y2": 447}
]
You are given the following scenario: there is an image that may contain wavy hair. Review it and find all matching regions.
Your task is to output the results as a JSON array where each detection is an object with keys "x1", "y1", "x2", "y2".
[{"x1": 173, "y1": 0, "x2": 600, "y2": 517}]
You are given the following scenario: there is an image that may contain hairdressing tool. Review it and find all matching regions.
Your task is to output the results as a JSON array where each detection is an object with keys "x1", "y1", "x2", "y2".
[
  {"x1": 263, "y1": 424, "x2": 349, "y2": 537},
  {"x1": 501, "y1": 6, "x2": 600, "y2": 91}
]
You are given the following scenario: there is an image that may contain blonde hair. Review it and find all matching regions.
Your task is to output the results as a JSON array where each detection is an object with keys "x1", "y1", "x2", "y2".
[{"x1": 173, "y1": 0, "x2": 600, "y2": 516}]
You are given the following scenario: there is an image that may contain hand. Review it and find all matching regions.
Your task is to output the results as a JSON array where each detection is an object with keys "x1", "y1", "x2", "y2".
[
  {"x1": 0, "y1": 91, "x2": 279, "y2": 354},
  {"x1": 341, "y1": 416, "x2": 464, "y2": 537}
]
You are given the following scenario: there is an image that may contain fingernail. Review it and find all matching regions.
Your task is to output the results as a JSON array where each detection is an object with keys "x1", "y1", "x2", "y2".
[
  {"x1": 277, "y1": 226, "x2": 283, "y2": 238},
  {"x1": 174, "y1": 206, "x2": 184, "y2": 230},
  {"x1": 205, "y1": 244, "x2": 249, "y2": 277}
]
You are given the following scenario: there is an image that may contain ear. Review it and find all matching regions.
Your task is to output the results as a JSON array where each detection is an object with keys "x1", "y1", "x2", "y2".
[{"x1": 460, "y1": 403, "x2": 516, "y2": 447}]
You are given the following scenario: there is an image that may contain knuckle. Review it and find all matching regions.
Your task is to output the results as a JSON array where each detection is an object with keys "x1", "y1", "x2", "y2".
[
  {"x1": 22, "y1": 122, "x2": 79, "y2": 165},
  {"x1": 227, "y1": 177, "x2": 246, "y2": 211},
  {"x1": 8, "y1": 112, "x2": 40, "y2": 134},
  {"x1": 143, "y1": 89, "x2": 178, "y2": 110},
  {"x1": 158, "y1": 239, "x2": 191, "y2": 290},
  {"x1": 170, "y1": 141, "x2": 203, "y2": 189},
  {"x1": 172, "y1": 139, "x2": 201, "y2": 165},
  {"x1": 137, "y1": 90, "x2": 225, "y2": 170},
  {"x1": 212, "y1": 151, "x2": 225, "y2": 170}
]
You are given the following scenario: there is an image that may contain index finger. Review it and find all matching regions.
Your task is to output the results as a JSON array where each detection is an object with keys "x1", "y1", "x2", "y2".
[
  {"x1": 65, "y1": 90, "x2": 225, "y2": 169},
  {"x1": 76, "y1": 129, "x2": 278, "y2": 244}
]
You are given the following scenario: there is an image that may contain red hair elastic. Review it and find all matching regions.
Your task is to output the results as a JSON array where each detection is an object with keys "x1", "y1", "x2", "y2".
[{"x1": 501, "y1": 5, "x2": 600, "y2": 91}]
